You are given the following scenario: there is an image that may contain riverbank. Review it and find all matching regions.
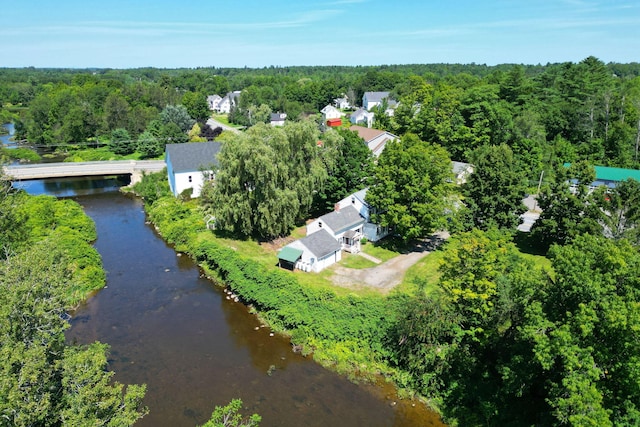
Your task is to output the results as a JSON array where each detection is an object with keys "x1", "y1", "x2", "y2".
[{"x1": 130, "y1": 181, "x2": 445, "y2": 425}]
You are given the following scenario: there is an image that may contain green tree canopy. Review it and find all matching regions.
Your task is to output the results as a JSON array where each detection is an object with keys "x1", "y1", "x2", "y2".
[
  {"x1": 462, "y1": 144, "x2": 528, "y2": 231},
  {"x1": 0, "y1": 239, "x2": 147, "y2": 426},
  {"x1": 530, "y1": 161, "x2": 601, "y2": 251},
  {"x1": 365, "y1": 134, "x2": 457, "y2": 241},
  {"x1": 108, "y1": 127, "x2": 134, "y2": 155},
  {"x1": 202, "y1": 121, "x2": 332, "y2": 239},
  {"x1": 311, "y1": 127, "x2": 374, "y2": 215},
  {"x1": 159, "y1": 104, "x2": 195, "y2": 133}
]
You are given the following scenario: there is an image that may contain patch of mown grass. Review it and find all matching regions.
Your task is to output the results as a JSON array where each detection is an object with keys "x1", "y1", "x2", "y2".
[
  {"x1": 340, "y1": 252, "x2": 377, "y2": 269},
  {"x1": 361, "y1": 242, "x2": 399, "y2": 262}
]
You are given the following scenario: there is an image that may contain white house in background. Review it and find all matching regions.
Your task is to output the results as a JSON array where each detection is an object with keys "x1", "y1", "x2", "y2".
[
  {"x1": 350, "y1": 108, "x2": 375, "y2": 128},
  {"x1": 320, "y1": 105, "x2": 344, "y2": 121},
  {"x1": 277, "y1": 229, "x2": 342, "y2": 272},
  {"x1": 362, "y1": 91, "x2": 397, "y2": 111},
  {"x1": 270, "y1": 112, "x2": 287, "y2": 126},
  {"x1": 216, "y1": 91, "x2": 241, "y2": 114},
  {"x1": 451, "y1": 161, "x2": 474, "y2": 184},
  {"x1": 349, "y1": 125, "x2": 398, "y2": 157},
  {"x1": 334, "y1": 96, "x2": 351, "y2": 110},
  {"x1": 207, "y1": 95, "x2": 222, "y2": 111},
  {"x1": 334, "y1": 188, "x2": 391, "y2": 243},
  {"x1": 165, "y1": 142, "x2": 221, "y2": 198}
]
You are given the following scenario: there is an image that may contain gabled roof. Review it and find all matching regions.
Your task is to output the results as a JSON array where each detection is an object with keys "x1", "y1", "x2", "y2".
[
  {"x1": 299, "y1": 229, "x2": 341, "y2": 258},
  {"x1": 270, "y1": 112, "x2": 287, "y2": 121},
  {"x1": 207, "y1": 94, "x2": 222, "y2": 101},
  {"x1": 452, "y1": 161, "x2": 473, "y2": 175},
  {"x1": 318, "y1": 205, "x2": 365, "y2": 234},
  {"x1": 364, "y1": 91, "x2": 391, "y2": 103},
  {"x1": 349, "y1": 125, "x2": 395, "y2": 143},
  {"x1": 166, "y1": 142, "x2": 221, "y2": 173},
  {"x1": 220, "y1": 91, "x2": 241, "y2": 104},
  {"x1": 351, "y1": 108, "x2": 371, "y2": 118},
  {"x1": 321, "y1": 105, "x2": 341, "y2": 114},
  {"x1": 352, "y1": 188, "x2": 368, "y2": 206}
]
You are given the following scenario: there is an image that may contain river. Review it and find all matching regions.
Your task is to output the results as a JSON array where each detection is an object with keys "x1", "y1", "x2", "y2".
[
  {"x1": 17, "y1": 178, "x2": 443, "y2": 427},
  {"x1": 0, "y1": 122, "x2": 15, "y2": 148}
]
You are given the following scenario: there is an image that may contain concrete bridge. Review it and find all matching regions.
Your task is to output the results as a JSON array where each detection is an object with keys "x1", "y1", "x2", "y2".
[{"x1": 3, "y1": 160, "x2": 166, "y2": 185}]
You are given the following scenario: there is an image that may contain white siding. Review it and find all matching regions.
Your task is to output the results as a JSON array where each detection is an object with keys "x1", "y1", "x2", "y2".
[
  {"x1": 287, "y1": 240, "x2": 341, "y2": 272},
  {"x1": 173, "y1": 171, "x2": 207, "y2": 198}
]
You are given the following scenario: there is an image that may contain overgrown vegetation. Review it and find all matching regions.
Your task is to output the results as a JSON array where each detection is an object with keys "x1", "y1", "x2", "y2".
[
  {"x1": 4, "y1": 59, "x2": 640, "y2": 425},
  {"x1": 0, "y1": 174, "x2": 147, "y2": 425}
]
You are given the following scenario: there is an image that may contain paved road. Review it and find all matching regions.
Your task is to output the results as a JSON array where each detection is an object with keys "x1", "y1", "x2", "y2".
[{"x1": 207, "y1": 118, "x2": 241, "y2": 134}]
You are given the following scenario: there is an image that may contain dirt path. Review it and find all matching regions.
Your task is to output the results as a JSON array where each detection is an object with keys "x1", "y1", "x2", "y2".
[{"x1": 329, "y1": 232, "x2": 448, "y2": 293}]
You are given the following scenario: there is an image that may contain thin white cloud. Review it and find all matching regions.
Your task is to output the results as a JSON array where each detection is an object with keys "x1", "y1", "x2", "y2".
[{"x1": 1, "y1": 9, "x2": 342, "y2": 38}]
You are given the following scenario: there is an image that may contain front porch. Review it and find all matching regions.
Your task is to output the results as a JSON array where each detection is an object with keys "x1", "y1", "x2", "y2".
[{"x1": 342, "y1": 230, "x2": 362, "y2": 253}]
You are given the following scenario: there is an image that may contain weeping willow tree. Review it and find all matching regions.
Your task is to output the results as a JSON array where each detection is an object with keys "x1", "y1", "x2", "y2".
[{"x1": 201, "y1": 122, "x2": 339, "y2": 239}]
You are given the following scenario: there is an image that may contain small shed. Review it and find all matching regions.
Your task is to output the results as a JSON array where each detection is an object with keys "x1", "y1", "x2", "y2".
[
  {"x1": 277, "y1": 246, "x2": 303, "y2": 270},
  {"x1": 327, "y1": 118, "x2": 342, "y2": 127}
]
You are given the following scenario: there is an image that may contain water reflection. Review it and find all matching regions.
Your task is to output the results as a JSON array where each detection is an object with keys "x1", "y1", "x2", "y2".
[
  {"x1": 12, "y1": 175, "x2": 130, "y2": 197},
  {"x1": 0, "y1": 123, "x2": 16, "y2": 148}
]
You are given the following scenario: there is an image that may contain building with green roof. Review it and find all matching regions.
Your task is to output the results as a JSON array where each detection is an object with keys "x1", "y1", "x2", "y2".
[{"x1": 564, "y1": 163, "x2": 640, "y2": 188}]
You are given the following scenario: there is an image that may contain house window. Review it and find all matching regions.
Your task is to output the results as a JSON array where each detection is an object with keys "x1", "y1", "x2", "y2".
[
  {"x1": 318, "y1": 221, "x2": 322, "y2": 228},
  {"x1": 351, "y1": 197, "x2": 355, "y2": 204},
  {"x1": 188, "y1": 175, "x2": 192, "y2": 183}
]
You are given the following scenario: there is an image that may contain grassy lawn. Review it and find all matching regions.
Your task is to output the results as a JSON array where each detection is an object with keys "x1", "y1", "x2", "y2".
[
  {"x1": 340, "y1": 252, "x2": 377, "y2": 269},
  {"x1": 361, "y1": 242, "x2": 400, "y2": 262},
  {"x1": 398, "y1": 249, "x2": 444, "y2": 296},
  {"x1": 211, "y1": 114, "x2": 244, "y2": 129}
]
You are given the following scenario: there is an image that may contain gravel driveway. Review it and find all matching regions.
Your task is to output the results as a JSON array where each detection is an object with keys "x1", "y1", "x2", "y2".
[{"x1": 329, "y1": 232, "x2": 448, "y2": 293}]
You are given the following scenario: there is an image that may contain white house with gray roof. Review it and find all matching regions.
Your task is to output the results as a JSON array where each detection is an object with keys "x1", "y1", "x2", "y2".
[
  {"x1": 362, "y1": 91, "x2": 397, "y2": 111},
  {"x1": 350, "y1": 108, "x2": 375, "y2": 128},
  {"x1": 165, "y1": 142, "x2": 221, "y2": 198},
  {"x1": 216, "y1": 91, "x2": 241, "y2": 114},
  {"x1": 278, "y1": 229, "x2": 342, "y2": 272},
  {"x1": 331, "y1": 188, "x2": 390, "y2": 243},
  {"x1": 207, "y1": 94, "x2": 222, "y2": 111},
  {"x1": 307, "y1": 205, "x2": 366, "y2": 253},
  {"x1": 277, "y1": 187, "x2": 391, "y2": 272}
]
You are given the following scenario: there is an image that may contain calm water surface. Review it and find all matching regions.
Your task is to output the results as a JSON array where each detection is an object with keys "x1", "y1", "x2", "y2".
[{"x1": 22, "y1": 179, "x2": 443, "y2": 427}]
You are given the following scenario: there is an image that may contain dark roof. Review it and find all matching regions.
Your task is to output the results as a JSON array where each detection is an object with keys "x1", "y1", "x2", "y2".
[
  {"x1": 166, "y1": 142, "x2": 221, "y2": 173},
  {"x1": 270, "y1": 113, "x2": 286, "y2": 121},
  {"x1": 299, "y1": 229, "x2": 341, "y2": 258},
  {"x1": 364, "y1": 91, "x2": 391, "y2": 102},
  {"x1": 278, "y1": 246, "x2": 303, "y2": 263},
  {"x1": 319, "y1": 205, "x2": 365, "y2": 234}
]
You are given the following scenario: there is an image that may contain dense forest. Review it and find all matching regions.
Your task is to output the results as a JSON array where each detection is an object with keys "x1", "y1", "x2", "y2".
[
  {"x1": 2, "y1": 59, "x2": 640, "y2": 177},
  {"x1": 3, "y1": 59, "x2": 640, "y2": 426}
]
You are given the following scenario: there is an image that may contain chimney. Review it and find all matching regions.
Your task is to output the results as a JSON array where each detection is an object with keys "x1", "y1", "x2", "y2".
[{"x1": 334, "y1": 203, "x2": 340, "y2": 212}]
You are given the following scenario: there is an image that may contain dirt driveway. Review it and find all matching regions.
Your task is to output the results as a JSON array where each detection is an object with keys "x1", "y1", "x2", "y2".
[{"x1": 329, "y1": 232, "x2": 448, "y2": 293}]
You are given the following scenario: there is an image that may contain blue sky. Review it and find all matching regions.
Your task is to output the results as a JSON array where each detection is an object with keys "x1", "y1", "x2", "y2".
[{"x1": 3, "y1": 0, "x2": 639, "y2": 68}]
